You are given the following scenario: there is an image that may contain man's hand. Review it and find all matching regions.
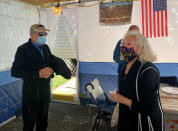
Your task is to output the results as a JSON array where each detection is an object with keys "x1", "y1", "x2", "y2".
[
  {"x1": 39, "y1": 67, "x2": 53, "y2": 79},
  {"x1": 39, "y1": 69, "x2": 45, "y2": 78}
]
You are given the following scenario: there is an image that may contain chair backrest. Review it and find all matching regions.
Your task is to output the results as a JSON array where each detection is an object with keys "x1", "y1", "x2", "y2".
[{"x1": 85, "y1": 79, "x2": 105, "y2": 105}]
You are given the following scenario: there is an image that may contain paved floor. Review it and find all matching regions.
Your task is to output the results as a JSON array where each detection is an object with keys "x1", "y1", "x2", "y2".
[{"x1": 0, "y1": 102, "x2": 117, "y2": 131}]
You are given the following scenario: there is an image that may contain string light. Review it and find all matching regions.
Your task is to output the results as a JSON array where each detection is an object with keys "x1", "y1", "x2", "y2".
[{"x1": 53, "y1": 3, "x2": 62, "y2": 15}]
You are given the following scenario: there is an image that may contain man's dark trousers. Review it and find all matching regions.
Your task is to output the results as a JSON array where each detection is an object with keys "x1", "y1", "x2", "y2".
[{"x1": 22, "y1": 94, "x2": 49, "y2": 131}]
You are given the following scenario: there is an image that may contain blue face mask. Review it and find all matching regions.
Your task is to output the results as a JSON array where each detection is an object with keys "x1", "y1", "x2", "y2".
[{"x1": 37, "y1": 36, "x2": 46, "y2": 45}]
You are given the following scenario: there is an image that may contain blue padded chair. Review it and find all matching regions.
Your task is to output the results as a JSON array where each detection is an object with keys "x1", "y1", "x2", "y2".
[{"x1": 85, "y1": 79, "x2": 115, "y2": 131}]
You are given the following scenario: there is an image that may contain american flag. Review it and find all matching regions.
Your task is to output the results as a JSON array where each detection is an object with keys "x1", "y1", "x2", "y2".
[{"x1": 141, "y1": 0, "x2": 168, "y2": 38}]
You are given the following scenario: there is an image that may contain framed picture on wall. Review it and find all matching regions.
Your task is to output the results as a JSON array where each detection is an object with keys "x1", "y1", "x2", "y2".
[{"x1": 99, "y1": 1, "x2": 133, "y2": 25}]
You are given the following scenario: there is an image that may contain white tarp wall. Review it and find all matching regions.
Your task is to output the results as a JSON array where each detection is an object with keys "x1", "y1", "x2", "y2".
[
  {"x1": 51, "y1": 14, "x2": 77, "y2": 58},
  {"x1": 0, "y1": 0, "x2": 38, "y2": 70},
  {"x1": 0, "y1": 0, "x2": 58, "y2": 71},
  {"x1": 77, "y1": 0, "x2": 178, "y2": 62},
  {"x1": 57, "y1": 1, "x2": 178, "y2": 102}
]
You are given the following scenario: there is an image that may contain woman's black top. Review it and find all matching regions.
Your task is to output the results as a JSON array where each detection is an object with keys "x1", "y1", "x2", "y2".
[{"x1": 118, "y1": 60, "x2": 165, "y2": 131}]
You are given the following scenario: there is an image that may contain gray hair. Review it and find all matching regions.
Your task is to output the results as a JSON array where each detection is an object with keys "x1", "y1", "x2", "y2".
[{"x1": 122, "y1": 31, "x2": 157, "y2": 63}]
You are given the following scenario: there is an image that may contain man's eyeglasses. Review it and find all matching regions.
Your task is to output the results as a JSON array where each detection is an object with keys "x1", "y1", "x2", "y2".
[{"x1": 38, "y1": 32, "x2": 48, "y2": 36}]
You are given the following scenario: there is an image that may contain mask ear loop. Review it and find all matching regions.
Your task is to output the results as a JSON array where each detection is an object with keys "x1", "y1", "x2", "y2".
[
  {"x1": 120, "y1": 40, "x2": 124, "y2": 61},
  {"x1": 120, "y1": 46, "x2": 125, "y2": 61}
]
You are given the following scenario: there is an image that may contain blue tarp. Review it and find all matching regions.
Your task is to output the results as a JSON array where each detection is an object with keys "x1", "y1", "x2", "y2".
[
  {"x1": 0, "y1": 70, "x2": 22, "y2": 125},
  {"x1": 79, "y1": 62, "x2": 178, "y2": 77},
  {"x1": 79, "y1": 62, "x2": 178, "y2": 105}
]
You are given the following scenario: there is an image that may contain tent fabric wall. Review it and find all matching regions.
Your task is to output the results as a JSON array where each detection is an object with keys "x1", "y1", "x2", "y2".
[
  {"x1": 75, "y1": 0, "x2": 178, "y2": 104},
  {"x1": 52, "y1": 15, "x2": 77, "y2": 59},
  {"x1": 50, "y1": 7, "x2": 79, "y2": 59},
  {"x1": 0, "y1": 0, "x2": 58, "y2": 71},
  {"x1": 77, "y1": 1, "x2": 178, "y2": 62},
  {"x1": 53, "y1": 2, "x2": 178, "y2": 106},
  {"x1": 0, "y1": 0, "x2": 38, "y2": 71}
]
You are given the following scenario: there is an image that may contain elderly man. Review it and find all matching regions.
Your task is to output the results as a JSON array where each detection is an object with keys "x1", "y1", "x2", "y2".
[{"x1": 12, "y1": 24, "x2": 57, "y2": 131}]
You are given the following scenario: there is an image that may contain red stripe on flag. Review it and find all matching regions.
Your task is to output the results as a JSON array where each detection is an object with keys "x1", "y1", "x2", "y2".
[
  {"x1": 149, "y1": 0, "x2": 152, "y2": 38},
  {"x1": 153, "y1": 11, "x2": 156, "y2": 37},
  {"x1": 161, "y1": 11, "x2": 164, "y2": 37},
  {"x1": 157, "y1": 11, "x2": 160, "y2": 37},
  {"x1": 145, "y1": 0, "x2": 148, "y2": 38},
  {"x1": 141, "y1": 0, "x2": 145, "y2": 35},
  {"x1": 165, "y1": 10, "x2": 168, "y2": 36}
]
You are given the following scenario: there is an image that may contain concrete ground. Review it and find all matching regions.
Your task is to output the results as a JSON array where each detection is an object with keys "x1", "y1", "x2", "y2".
[{"x1": 0, "y1": 102, "x2": 117, "y2": 131}]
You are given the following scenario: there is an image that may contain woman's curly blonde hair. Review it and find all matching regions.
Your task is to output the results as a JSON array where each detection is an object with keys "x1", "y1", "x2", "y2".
[{"x1": 122, "y1": 31, "x2": 157, "y2": 63}]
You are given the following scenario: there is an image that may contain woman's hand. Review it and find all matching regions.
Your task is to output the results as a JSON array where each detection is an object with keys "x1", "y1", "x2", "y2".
[{"x1": 109, "y1": 91, "x2": 132, "y2": 107}]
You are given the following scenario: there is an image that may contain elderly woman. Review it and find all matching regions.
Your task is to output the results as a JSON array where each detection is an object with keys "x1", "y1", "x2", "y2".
[{"x1": 110, "y1": 31, "x2": 164, "y2": 131}]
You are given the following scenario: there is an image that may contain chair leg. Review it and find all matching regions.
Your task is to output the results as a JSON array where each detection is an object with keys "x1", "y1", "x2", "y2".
[
  {"x1": 92, "y1": 114, "x2": 99, "y2": 131},
  {"x1": 95, "y1": 117, "x2": 101, "y2": 130},
  {"x1": 92, "y1": 119, "x2": 97, "y2": 131},
  {"x1": 104, "y1": 119, "x2": 113, "y2": 131}
]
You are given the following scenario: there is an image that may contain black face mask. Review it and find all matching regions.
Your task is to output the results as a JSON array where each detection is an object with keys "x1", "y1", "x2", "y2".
[{"x1": 120, "y1": 46, "x2": 137, "y2": 62}]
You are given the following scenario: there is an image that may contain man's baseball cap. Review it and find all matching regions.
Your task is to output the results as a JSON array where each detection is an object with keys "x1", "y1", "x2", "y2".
[{"x1": 30, "y1": 24, "x2": 50, "y2": 32}]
